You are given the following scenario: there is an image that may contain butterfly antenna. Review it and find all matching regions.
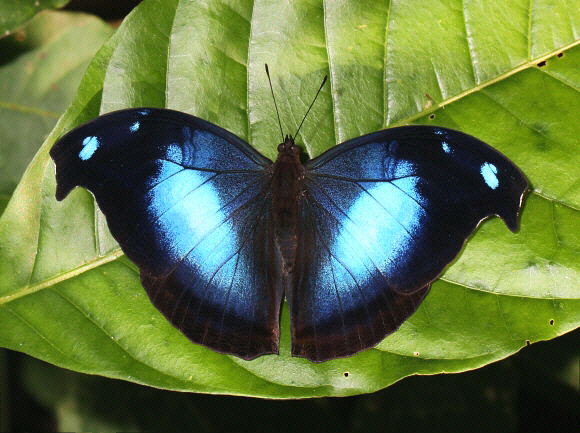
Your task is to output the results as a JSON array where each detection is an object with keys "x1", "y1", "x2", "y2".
[
  {"x1": 265, "y1": 64, "x2": 285, "y2": 142},
  {"x1": 294, "y1": 74, "x2": 328, "y2": 140}
]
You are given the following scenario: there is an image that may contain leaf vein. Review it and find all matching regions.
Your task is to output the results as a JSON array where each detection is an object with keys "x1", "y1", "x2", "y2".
[{"x1": 52, "y1": 285, "x2": 191, "y2": 384}]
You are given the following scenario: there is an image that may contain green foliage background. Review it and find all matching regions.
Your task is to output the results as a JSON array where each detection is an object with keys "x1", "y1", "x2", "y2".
[
  {"x1": 0, "y1": 0, "x2": 70, "y2": 36},
  {"x1": 0, "y1": 0, "x2": 579, "y2": 402}
]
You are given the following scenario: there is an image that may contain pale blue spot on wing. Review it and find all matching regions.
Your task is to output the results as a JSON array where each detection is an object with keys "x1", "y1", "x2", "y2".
[
  {"x1": 481, "y1": 162, "x2": 499, "y2": 189},
  {"x1": 442, "y1": 141, "x2": 451, "y2": 154},
  {"x1": 130, "y1": 121, "x2": 140, "y2": 132},
  {"x1": 78, "y1": 136, "x2": 100, "y2": 161},
  {"x1": 149, "y1": 170, "x2": 234, "y2": 261},
  {"x1": 166, "y1": 143, "x2": 183, "y2": 162},
  {"x1": 384, "y1": 159, "x2": 416, "y2": 179},
  {"x1": 181, "y1": 215, "x2": 236, "y2": 281}
]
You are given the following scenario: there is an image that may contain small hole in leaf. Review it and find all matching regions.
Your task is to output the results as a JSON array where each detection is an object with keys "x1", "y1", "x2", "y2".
[
  {"x1": 549, "y1": 319, "x2": 554, "y2": 326},
  {"x1": 526, "y1": 340, "x2": 531, "y2": 346},
  {"x1": 343, "y1": 372, "x2": 349, "y2": 377},
  {"x1": 429, "y1": 114, "x2": 435, "y2": 120},
  {"x1": 537, "y1": 60, "x2": 547, "y2": 67},
  {"x1": 413, "y1": 351, "x2": 420, "y2": 356},
  {"x1": 557, "y1": 52, "x2": 563, "y2": 58}
]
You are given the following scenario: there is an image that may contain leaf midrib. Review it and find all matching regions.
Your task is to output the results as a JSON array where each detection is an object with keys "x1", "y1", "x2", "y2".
[
  {"x1": 0, "y1": 249, "x2": 123, "y2": 305},
  {"x1": 389, "y1": 39, "x2": 580, "y2": 128}
]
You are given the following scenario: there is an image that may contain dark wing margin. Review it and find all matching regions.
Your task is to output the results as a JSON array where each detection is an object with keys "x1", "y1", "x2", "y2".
[
  {"x1": 289, "y1": 125, "x2": 527, "y2": 362},
  {"x1": 50, "y1": 108, "x2": 283, "y2": 360}
]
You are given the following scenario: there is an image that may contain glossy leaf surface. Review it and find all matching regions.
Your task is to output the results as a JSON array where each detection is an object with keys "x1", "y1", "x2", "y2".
[{"x1": 0, "y1": 0, "x2": 579, "y2": 397}]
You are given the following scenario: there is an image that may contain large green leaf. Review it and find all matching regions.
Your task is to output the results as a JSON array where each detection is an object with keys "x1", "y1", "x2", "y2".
[
  {"x1": 0, "y1": 0, "x2": 70, "y2": 37},
  {"x1": 0, "y1": 0, "x2": 579, "y2": 398},
  {"x1": 0, "y1": 11, "x2": 114, "y2": 209}
]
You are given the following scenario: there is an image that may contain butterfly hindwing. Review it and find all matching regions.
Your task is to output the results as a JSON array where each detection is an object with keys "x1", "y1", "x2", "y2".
[
  {"x1": 289, "y1": 126, "x2": 528, "y2": 361},
  {"x1": 50, "y1": 108, "x2": 283, "y2": 359}
]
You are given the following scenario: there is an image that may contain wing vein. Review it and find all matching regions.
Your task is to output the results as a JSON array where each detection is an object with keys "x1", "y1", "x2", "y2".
[
  {"x1": 188, "y1": 188, "x2": 271, "y2": 337},
  {"x1": 310, "y1": 209, "x2": 375, "y2": 344}
]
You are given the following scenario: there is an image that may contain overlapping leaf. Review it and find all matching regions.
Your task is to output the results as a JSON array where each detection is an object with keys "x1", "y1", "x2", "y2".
[
  {"x1": 0, "y1": 11, "x2": 113, "y2": 215},
  {"x1": 0, "y1": 0, "x2": 70, "y2": 36}
]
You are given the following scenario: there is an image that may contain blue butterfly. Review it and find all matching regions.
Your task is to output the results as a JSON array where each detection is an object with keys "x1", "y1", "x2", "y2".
[{"x1": 50, "y1": 83, "x2": 527, "y2": 362}]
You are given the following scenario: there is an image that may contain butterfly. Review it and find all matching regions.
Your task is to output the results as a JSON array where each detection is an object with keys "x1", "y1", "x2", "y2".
[{"x1": 50, "y1": 73, "x2": 528, "y2": 362}]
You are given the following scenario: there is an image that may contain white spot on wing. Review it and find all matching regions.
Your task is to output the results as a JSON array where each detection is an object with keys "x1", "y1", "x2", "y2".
[
  {"x1": 481, "y1": 162, "x2": 499, "y2": 189},
  {"x1": 78, "y1": 136, "x2": 100, "y2": 160}
]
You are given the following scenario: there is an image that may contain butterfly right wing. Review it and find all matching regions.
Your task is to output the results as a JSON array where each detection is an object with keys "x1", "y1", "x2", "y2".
[
  {"x1": 50, "y1": 108, "x2": 283, "y2": 359},
  {"x1": 290, "y1": 126, "x2": 527, "y2": 361}
]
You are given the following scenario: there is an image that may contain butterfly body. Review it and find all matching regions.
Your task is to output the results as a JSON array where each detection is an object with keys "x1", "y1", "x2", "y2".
[
  {"x1": 270, "y1": 136, "x2": 304, "y2": 277},
  {"x1": 51, "y1": 108, "x2": 528, "y2": 362}
]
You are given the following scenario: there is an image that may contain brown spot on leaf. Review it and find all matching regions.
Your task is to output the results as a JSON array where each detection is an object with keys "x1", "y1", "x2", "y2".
[{"x1": 15, "y1": 30, "x2": 26, "y2": 42}]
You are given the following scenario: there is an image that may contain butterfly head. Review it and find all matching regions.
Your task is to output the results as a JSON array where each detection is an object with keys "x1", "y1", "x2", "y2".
[{"x1": 277, "y1": 135, "x2": 301, "y2": 158}]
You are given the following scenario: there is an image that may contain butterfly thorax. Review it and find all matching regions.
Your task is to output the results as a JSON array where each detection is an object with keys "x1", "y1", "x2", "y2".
[{"x1": 271, "y1": 136, "x2": 304, "y2": 274}]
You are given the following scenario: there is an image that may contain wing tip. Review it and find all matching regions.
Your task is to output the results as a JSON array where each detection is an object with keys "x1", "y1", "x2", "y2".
[
  {"x1": 502, "y1": 177, "x2": 530, "y2": 233},
  {"x1": 52, "y1": 157, "x2": 81, "y2": 202},
  {"x1": 50, "y1": 133, "x2": 83, "y2": 202},
  {"x1": 54, "y1": 183, "x2": 71, "y2": 201}
]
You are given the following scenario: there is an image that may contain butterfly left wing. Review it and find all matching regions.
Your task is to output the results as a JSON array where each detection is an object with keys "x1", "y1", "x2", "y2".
[
  {"x1": 290, "y1": 126, "x2": 528, "y2": 362},
  {"x1": 50, "y1": 108, "x2": 283, "y2": 360}
]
